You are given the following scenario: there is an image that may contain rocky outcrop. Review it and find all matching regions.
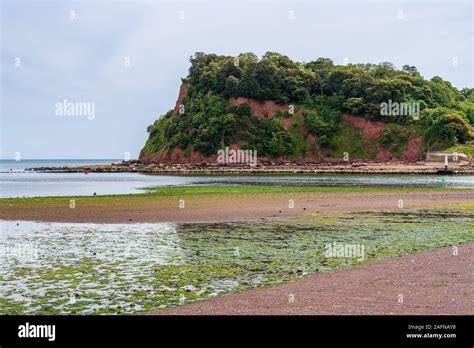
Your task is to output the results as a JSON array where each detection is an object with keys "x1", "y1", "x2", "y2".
[{"x1": 27, "y1": 161, "x2": 474, "y2": 175}]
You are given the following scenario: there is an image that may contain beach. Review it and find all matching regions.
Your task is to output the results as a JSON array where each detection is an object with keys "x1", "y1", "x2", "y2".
[
  {"x1": 3, "y1": 1, "x2": 474, "y2": 343},
  {"x1": 1, "y1": 186, "x2": 473, "y2": 223},
  {"x1": 1, "y1": 174, "x2": 473, "y2": 316},
  {"x1": 148, "y1": 243, "x2": 474, "y2": 315}
]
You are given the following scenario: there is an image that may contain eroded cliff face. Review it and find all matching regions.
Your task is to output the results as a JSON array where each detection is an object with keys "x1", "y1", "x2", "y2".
[
  {"x1": 140, "y1": 83, "x2": 422, "y2": 163},
  {"x1": 228, "y1": 97, "x2": 288, "y2": 118},
  {"x1": 173, "y1": 82, "x2": 190, "y2": 116},
  {"x1": 341, "y1": 114, "x2": 422, "y2": 162}
]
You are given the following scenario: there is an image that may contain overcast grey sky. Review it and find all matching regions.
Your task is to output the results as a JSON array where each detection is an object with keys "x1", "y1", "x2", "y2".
[{"x1": 1, "y1": 0, "x2": 472, "y2": 159}]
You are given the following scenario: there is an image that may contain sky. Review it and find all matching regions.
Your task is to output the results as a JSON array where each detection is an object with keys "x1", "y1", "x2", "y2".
[{"x1": 0, "y1": 0, "x2": 472, "y2": 159}]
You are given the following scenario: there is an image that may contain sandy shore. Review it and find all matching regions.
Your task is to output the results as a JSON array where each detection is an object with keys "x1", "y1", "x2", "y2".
[
  {"x1": 1, "y1": 190, "x2": 473, "y2": 223},
  {"x1": 147, "y1": 243, "x2": 474, "y2": 315},
  {"x1": 2, "y1": 188, "x2": 472, "y2": 316}
]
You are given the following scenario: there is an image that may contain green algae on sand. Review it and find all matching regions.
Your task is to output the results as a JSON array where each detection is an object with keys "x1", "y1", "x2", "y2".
[{"x1": 1, "y1": 208, "x2": 472, "y2": 315}]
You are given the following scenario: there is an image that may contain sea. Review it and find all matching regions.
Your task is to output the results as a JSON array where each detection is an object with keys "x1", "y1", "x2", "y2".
[{"x1": 1, "y1": 159, "x2": 473, "y2": 198}]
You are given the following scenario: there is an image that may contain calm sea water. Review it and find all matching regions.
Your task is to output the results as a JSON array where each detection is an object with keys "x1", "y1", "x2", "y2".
[
  {"x1": 0, "y1": 159, "x2": 121, "y2": 172},
  {"x1": 1, "y1": 159, "x2": 473, "y2": 198}
]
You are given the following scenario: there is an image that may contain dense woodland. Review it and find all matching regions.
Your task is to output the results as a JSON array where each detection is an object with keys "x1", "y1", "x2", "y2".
[{"x1": 143, "y1": 52, "x2": 474, "y2": 159}]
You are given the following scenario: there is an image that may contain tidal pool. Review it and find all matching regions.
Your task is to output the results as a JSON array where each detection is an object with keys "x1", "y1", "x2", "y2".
[{"x1": 1, "y1": 211, "x2": 473, "y2": 315}]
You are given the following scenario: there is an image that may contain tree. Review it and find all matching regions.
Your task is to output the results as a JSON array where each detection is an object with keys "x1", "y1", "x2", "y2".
[
  {"x1": 224, "y1": 76, "x2": 240, "y2": 97},
  {"x1": 143, "y1": 52, "x2": 474, "y2": 161},
  {"x1": 379, "y1": 61, "x2": 396, "y2": 70},
  {"x1": 428, "y1": 77, "x2": 457, "y2": 108},
  {"x1": 402, "y1": 65, "x2": 419, "y2": 76},
  {"x1": 343, "y1": 97, "x2": 365, "y2": 115},
  {"x1": 420, "y1": 108, "x2": 473, "y2": 149}
]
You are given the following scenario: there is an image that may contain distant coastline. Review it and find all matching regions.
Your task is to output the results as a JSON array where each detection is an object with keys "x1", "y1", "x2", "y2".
[{"x1": 26, "y1": 160, "x2": 474, "y2": 175}]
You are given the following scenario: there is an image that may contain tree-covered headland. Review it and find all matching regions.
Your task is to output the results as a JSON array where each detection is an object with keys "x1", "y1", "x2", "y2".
[{"x1": 142, "y1": 52, "x2": 474, "y2": 161}]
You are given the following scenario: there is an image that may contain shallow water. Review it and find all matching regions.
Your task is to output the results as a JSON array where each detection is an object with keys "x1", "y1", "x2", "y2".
[
  {"x1": 2, "y1": 172, "x2": 474, "y2": 198},
  {"x1": 1, "y1": 210, "x2": 472, "y2": 314},
  {"x1": 2, "y1": 159, "x2": 474, "y2": 198}
]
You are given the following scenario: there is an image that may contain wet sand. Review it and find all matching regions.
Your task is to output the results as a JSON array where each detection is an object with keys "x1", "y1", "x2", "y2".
[
  {"x1": 147, "y1": 243, "x2": 474, "y2": 315},
  {"x1": 2, "y1": 189, "x2": 472, "y2": 316},
  {"x1": 0, "y1": 190, "x2": 473, "y2": 223}
]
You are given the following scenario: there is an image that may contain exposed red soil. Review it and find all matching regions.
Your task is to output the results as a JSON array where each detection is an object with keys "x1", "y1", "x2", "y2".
[
  {"x1": 152, "y1": 144, "x2": 250, "y2": 163},
  {"x1": 170, "y1": 147, "x2": 184, "y2": 162},
  {"x1": 402, "y1": 136, "x2": 423, "y2": 161},
  {"x1": 375, "y1": 149, "x2": 395, "y2": 161},
  {"x1": 343, "y1": 114, "x2": 394, "y2": 161},
  {"x1": 148, "y1": 243, "x2": 474, "y2": 315},
  {"x1": 342, "y1": 114, "x2": 423, "y2": 162},
  {"x1": 342, "y1": 114, "x2": 386, "y2": 140},
  {"x1": 307, "y1": 133, "x2": 316, "y2": 146},
  {"x1": 190, "y1": 150, "x2": 213, "y2": 162},
  {"x1": 229, "y1": 97, "x2": 288, "y2": 118},
  {"x1": 165, "y1": 148, "x2": 216, "y2": 163},
  {"x1": 281, "y1": 116, "x2": 293, "y2": 130},
  {"x1": 173, "y1": 82, "x2": 190, "y2": 116}
]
